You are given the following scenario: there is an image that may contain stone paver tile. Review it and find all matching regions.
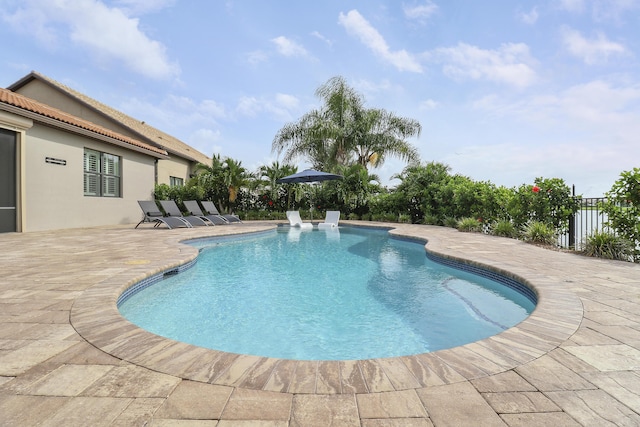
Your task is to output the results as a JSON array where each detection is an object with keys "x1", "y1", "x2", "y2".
[
  {"x1": 563, "y1": 344, "x2": 640, "y2": 371},
  {"x1": 361, "y1": 419, "x2": 433, "y2": 427},
  {"x1": 288, "y1": 361, "x2": 317, "y2": 394},
  {"x1": 584, "y1": 324, "x2": 640, "y2": 347},
  {"x1": 433, "y1": 346, "x2": 502, "y2": 379},
  {"x1": 48, "y1": 340, "x2": 123, "y2": 365},
  {"x1": 416, "y1": 382, "x2": 506, "y2": 427},
  {"x1": 483, "y1": 392, "x2": 561, "y2": 413},
  {"x1": 0, "y1": 339, "x2": 77, "y2": 376},
  {"x1": 340, "y1": 360, "x2": 368, "y2": 393},
  {"x1": 236, "y1": 357, "x2": 280, "y2": 390},
  {"x1": 359, "y1": 359, "x2": 395, "y2": 392},
  {"x1": 356, "y1": 389, "x2": 427, "y2": 419},
  {"x1": 471, "y1": 370, "x2": 537, "y2": 393},
  {"x1": 500, "y1": 412, "x2": 581, "y2": 427},
  {"x1": 81, "y1": 365, "x2": 181, "y2": 398},
  {"x1": 515, "y1": 355, "x2": 596, "y2": 391},
  {"x1": 399, "y1": 356, "x2": 446, "y2": 388},
  {"x1": 154, "y1": 380, "x2": 233, "y2": 420},
  {"x1": 111, "y1": 397, "x2": 165, "y2": 427},
  {"x1": 217, "y1": 421, "x2": 288, "y2": 426},
  {"x1": 39, "y1": 396, "x2": 133, "y2": 427},
  {"x1": 547, "y1": 347, "x2": 600, "y2": 373},
  {"x1": 263, "y1": 359, "x2": 297, "y2": 393},
  {"x1": 25, "y1": 364, "x2": 114, "y2": 396},
  {"x1": 316, "y1": 360, "x2": 341, "y2": 394},
  {"x1": 376, "y1": 357, "x2": 422, "y2": 390},
  {"x1": 581, "y1": 371, "x2": 640, "y2": 412},
  {"x1": 0, "y1": 395, "x2": 70, "y2": 426},
  {"x1": 546, "y1": 389, "x2": 640, "y2": 426},
  {"x1": 148, "y1": 420, "x2": 219, "y2": 426},
  {"x1": 213, "y1": 355, "x2": 266, "y2": 387},
  {"x1": 290, "y1": 394, "x2": 359, "y2": 427},
  {"x1": 221, "y1": 388, "x2": 292, "y2": 421},
  {"x1": 414, "y1": 353, "x2": 467, "y2": 385},
  {"x1": 11, "y1": 323, "x2": 78, "y2": 341},
  {"x1": 561, "y1": 325, "x2": 622, "y2": 346}
]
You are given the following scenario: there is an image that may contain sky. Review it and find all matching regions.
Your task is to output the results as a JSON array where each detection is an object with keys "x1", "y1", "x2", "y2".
[{"x1": 1, "y1": 0, "x2": 639, "y2": 196}]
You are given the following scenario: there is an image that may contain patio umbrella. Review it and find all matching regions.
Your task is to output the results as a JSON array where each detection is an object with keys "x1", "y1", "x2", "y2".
[{"x1": 277, "y1": 169, "x2": 343, "y2": 219}]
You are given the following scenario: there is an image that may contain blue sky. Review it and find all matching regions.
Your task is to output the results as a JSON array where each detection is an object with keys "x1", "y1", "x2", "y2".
[{"x1": 2, "y1": 0, "x2": 639, "y2": 196}]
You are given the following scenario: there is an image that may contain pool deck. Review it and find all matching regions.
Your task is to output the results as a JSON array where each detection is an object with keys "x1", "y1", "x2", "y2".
[{"x1": 0, "y1": 221, "x2": 639, "y2": 426}]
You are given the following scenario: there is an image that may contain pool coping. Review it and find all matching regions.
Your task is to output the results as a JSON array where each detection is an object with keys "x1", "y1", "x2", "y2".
[{"x1": 70, "y1": 222, "x2": 583, "y2": 394}]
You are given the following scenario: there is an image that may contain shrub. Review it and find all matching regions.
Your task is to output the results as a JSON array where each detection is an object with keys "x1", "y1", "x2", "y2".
[
  {"x1": 347, "y1": 213, "x2": 359, "y2": 220},
  {"x1": 601, "y1": 168, "x2": 640, "y2": 262},
  {"x1": 443, "y1": 216, "x2": 459, "y2": 228},
  {"x1": 521, "y1": 220, "x2": 557, "y2": 245},
  {"x1": 583, "y1": 231, "x2": 635, "y2": 261},
  {"x1": 398, "y1": 214, "x2": 411, "y2": 223},
  {"x1": 423, "y1": 214, "x2": 440, "y2": 225},
  {"x1": 490, "y1": 219, "x2": 518, "y2": 238},
  {"x1": 457, "y1": 217, "x2": 482, "y2": 232}
]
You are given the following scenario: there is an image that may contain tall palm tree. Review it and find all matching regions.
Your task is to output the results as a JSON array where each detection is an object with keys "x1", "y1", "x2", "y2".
[
  {"x1": 272, "y1": 76, "x2": 422, "y2": 170},
  {"x1": 222, "y1": 158, "x2": 247, "y2": 212}
]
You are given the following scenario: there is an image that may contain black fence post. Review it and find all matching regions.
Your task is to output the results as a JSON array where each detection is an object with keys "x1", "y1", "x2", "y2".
[{"x1": 568, "y1": 184, "x2": 576, "y2": 248}]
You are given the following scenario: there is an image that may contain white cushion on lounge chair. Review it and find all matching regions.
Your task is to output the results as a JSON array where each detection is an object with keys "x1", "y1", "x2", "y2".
[
  {"x1": 286, "y1": 211, "x2": 313, "y2": 228},
  {"x1": 318, "y1": 211, "x2": 340, "y2": 228}
]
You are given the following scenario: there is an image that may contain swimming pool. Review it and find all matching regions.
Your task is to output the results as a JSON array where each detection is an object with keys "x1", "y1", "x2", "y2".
[{"x1": 118, "y1": 226, "x2": 535, "y2": 360}]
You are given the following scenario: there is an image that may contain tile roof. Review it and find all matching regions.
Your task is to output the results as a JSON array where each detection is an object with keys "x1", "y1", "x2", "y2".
[
  {"x1": 8, "y1": 71, "x2": 210, "y2": 165},
  {"x1": 0, "y1": 88, "x2": 168, "y2": 157}
]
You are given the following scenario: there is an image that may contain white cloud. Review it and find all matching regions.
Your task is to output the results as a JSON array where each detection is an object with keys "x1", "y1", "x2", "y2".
[
  {"x1": 435, "y1": 42, "x2": 537, "y2": 88},
  {"x1": 188, "y1": 128, "x2": 223, "y2": 158},
  {"x1": 420, "y1": 99, "x2": 439, "y2": 110},
  {"x1": 338, "y1": 9, "x2": 423, "y2": 73},
  {"x1": 403, "y1": 1, "x2": 438, "y2": 22},
  {"x1": 2, "y1": 0, "x2": 179, "y2": 80},
  {"x1": 271, "y1": 36, "x2": 309, "y2": 57},
  {"x1": 311, "y1": 31, "x2": 333, "y2": 47},
  {"x1": 236, "y1": 95, "x2": 298, "y2": 122},
  {"x1": 561, "y1": 27, "x2": 627, "y2": 65},
  {"x1": 559, "y1": 0, "x2": 586, "y2": 13},
  {"x1": 113, "y1": 0, "x2": 176, "y2": 15},
  {"x1": 519, "y1": 7, "x2": 539, "y2": 25}
]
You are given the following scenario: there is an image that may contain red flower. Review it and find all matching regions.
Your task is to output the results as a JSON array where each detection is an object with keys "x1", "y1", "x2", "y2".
[
  {"x1": 268, "y1": 200, "x2": 273, "y2": 206},
  {"x1": 532, "y1": 185, "x2": 540, "y2": 193}
]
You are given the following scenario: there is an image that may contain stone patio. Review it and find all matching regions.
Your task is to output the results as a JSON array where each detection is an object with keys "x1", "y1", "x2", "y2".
[{"x1": 0, "y1": 221, "x2": 639, "y2": 426}]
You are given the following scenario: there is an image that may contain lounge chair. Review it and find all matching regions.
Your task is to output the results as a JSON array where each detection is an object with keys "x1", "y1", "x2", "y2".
[
  {"x1": 286, "y1": 211, "x2": 313, "y2": 229},
  {"x1": 135, "y1": 200, "x2": 190, "y2": 229},
  {"x1": 318, "y1": 210, "x2": 340, "y2": 228},
  {"x1": 159, "y1": 200, "x2": 209, "y2": 227},
  {"x1": 201, "y1": 200, "x2": 242, "y2": 223},
  {"x1": 183, "y1": 200, "x2": 228, "y2": 225}
]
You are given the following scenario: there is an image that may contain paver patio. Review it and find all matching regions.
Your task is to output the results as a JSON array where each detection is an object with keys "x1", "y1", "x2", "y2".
[{"x1": 0, "y1": 221, "x2": 639, "y2": 426}]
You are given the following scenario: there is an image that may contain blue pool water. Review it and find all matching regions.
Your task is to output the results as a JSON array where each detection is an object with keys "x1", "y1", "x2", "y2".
[{"x1": 119, "y1": 226, "x2": 535, "y2": 360}]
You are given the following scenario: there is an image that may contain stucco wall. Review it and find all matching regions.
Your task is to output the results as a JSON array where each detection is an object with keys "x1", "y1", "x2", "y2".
[{"x1": 23, "y1": 124, "x2": 156, "y2": 232}]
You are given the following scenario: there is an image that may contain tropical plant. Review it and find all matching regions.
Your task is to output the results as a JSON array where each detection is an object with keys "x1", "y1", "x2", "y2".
[
  {"x1": 601, "y1": 168, "x2": 640, "y2": 262},
  {"x1": 521, "y1": 220, "x2": 557, "y2": 245},
  {"x1": 583, "y1": 230, "x2": 635, "y2": 261},
  {"x1": 272, "y1": 76, "x2": 421, "y2": 171},
  {"x1": 490, "y1": 219, "x2": 518, "y2": 238},
  {"x1": 457, "y1": 217, "x2": 482, "y2": 232},
  {"x1": 222, "y1": 158, "x2": 248, "y2": 212},
  {"x1": 507, "y1": 177, "x2": 579, "y2": 234},
  {"x1": 193, "y1": 154, "x2": 227, "y2": 209}
]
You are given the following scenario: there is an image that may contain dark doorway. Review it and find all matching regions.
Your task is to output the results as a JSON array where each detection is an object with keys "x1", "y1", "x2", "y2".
[{"x1": 0, "y1": 128, "x2": 17, "y2": 232}]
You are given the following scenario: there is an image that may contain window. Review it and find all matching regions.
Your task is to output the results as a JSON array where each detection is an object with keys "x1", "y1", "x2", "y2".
[
  {"x1": 84, "y1": 149, "x2": 121, "y2": 197},
  {"x1": 169, "y1": 176, "x2": 184, "y2": 187}
]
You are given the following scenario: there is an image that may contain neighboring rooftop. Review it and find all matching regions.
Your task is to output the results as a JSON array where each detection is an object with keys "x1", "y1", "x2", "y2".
[
  {"x1": 0, "y1": 87, "x2": 168, "y2": 158},
  {"x1": 7, "y1": 71, "x2": 210, "y2": 164}
]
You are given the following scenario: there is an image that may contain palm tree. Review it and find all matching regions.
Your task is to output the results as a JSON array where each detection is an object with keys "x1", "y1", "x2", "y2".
[
  {"x1": 222, "y1": 158, "x2": 247, "y2": 212},
  {"x1": 194, "y1": 154, "x2": 226, "y2": 209},
  {"x1": 272, "y1": 76, "x2": 422, "y2": 170}
]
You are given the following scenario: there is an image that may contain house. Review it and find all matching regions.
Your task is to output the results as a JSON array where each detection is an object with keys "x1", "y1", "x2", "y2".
[
  {"x1": 7, "y1": 71, "x2": 211, "y2": 187},
  {"x1": 0, "y1": 87, "x2": 168, "y2": 232}
]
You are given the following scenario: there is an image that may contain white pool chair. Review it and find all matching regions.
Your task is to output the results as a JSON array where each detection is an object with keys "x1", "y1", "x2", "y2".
[
  {"x1": 286, "y1": 211, "x2": 313, "y2": 229},
  {"x1": 318, "y1": 211, "x2": 340, "y2": 228}
]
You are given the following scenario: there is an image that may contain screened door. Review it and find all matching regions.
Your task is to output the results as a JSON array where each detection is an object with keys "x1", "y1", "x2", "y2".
[{"x1": 0, "y1": 129, "x2": 16, "y2": 232}]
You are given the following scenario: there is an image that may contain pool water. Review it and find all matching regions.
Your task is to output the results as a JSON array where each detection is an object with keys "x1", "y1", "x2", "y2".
[{"x1": 119, "y1": 227, "x2": 535, "y2": 360}]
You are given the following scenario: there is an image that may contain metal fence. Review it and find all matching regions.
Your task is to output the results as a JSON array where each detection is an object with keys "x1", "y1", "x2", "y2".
[{"x1": 559, "y1": 197, "x2": 607, "y2": 249}]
